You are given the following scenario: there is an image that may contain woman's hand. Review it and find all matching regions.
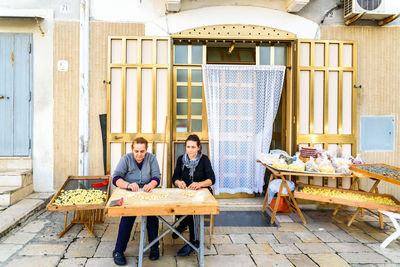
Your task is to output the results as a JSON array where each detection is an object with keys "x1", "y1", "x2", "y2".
[
  {"x1": 175, "y1": 180, "x2": 187, "y2": 189},
  {"x1": 143, "y1": 180, "x2": 157, "y2": 192},
  {"x1": 127, "y1": 182, "x2": 139, "y2": 192},
  {"x1": 188, "y1": 182, "x2": 201, "y2": 190}
]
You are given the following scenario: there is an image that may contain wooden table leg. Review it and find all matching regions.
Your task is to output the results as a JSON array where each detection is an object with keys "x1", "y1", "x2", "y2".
[
  {"x1": 58, "y1": 209, "x2": 104, "y2": 238},
  {"x1": 357, "y1": 179, "x2": 366, "y2": 217},
  {"x1": 84, "y1": 210, "x2": 96, "y2": 236},
  {"x1": 283, "y1": 178, "x2": 306, "y2": 224},
  {"x1": 379, "y1": 211, "x2": 384, "y2": 229},
  {"x1": 283, "y1": 196, "x2": 294, "y2": 213},
  {"x1": 262, "y1": 174, "x2": 274, "y2": 212},
  {"x1": 347, "y1": 179, "x2": 381, "y2": 227},
  {"x1": 347, "y1": 207, "x2": 362, "y2": 227},
  {"x1": 63, "y1": 211, "x2": 68, "y2": 229},
  {"x1": 270, "y1": 181, "x2": 284, "y2": 224},
  {"x1": 59, "y1": 211, "x2": 75, "y2": 238}
]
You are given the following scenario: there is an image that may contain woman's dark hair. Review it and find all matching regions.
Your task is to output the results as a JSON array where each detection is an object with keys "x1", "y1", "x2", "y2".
[
  {"x1": 132, "y1": 137, "x2": 148, "y2": 150},
  {"x1": 185, "y1": 134, "x2": 201, "y2": 150}
]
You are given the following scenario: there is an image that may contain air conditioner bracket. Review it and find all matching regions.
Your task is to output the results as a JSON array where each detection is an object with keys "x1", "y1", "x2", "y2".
[
  {"x1": 378, "y1": 14, "x2": 400, "y2": 26},
  {"x1": 345, "y1": 12, "x2": 365, "y2": 26}
]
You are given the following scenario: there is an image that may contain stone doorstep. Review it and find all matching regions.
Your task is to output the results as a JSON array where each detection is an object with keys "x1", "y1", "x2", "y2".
[
  {"x1": 0, "y1": 193, "x2": 53, "y2": 237},
  {"x1": 0, "y1": 184, "x2": 34, "y2": 207},
  {"x1": 0, "y1": 170, "x2": 33, "y2": 187},
  {"x1": 0, "y1": 157, "x2": 32, "y2": 170}
]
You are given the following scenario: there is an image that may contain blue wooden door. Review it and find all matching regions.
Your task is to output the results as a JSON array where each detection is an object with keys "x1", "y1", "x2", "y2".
[{"x1": 0, "y1": 33, "x2": 32, "y2": 156}]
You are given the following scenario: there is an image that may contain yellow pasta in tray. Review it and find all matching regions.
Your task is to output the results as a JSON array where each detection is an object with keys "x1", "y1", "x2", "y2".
[
  {"x1": 53, "y1": 188, "x2": 107, "y2": 206},
  {"x1": 300, "y1": 187, "x2": 397, "y2": 206}
]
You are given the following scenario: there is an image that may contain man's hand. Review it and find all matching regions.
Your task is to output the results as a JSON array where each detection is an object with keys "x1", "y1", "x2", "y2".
[
  {"x1": 188, "y1": 182, "x2": 201, "y2": 190},
  {"x1": 175, "y1": 180, "x2": 187, "y2": 189},
  {"x1": 143, "y1": 180, "x2": 158, "y2": 192},
  {"x1": 127, "y1": 182, "x2": 139, "y2": 192}
]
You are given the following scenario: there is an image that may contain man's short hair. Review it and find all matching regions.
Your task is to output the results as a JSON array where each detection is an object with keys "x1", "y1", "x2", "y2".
[{"x1": 132, "y1": 137, "x2": 148, "y2": 150}]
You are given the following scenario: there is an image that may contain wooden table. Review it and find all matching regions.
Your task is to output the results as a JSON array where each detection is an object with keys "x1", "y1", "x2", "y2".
[
  {"x1": 105, "y1": 188, "x2": 219, "y2": 267},
  {"x1": 338, "y1": 163, "x2": 400, "y2": 229},
  {"x1": 258, "y1": 160, "x2": 353, "y2": 224},
  {"x1": 296, "y1": 183, "x2": 400, "y2": 213},
  {"x1": 47, "y1": 175, "x2": 110, "y2": 237}
]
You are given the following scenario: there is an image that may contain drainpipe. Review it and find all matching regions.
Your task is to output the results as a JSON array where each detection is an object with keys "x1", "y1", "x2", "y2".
[{"x1": 79, "y1": 0, "x2": 90, "y2": 175}]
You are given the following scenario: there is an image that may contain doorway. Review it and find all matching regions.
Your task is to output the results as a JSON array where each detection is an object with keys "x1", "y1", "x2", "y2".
[
  {"x1": 0, "y1": 33, "x2": 32, "y2": 156},
  {"x1": 172, "y1": 39, "x2": 289, "y2": 197}
]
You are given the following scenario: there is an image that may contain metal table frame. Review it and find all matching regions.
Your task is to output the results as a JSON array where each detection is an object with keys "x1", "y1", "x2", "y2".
[{"x1": 138, "y1": 215, "x2": 205, "y2": 267}]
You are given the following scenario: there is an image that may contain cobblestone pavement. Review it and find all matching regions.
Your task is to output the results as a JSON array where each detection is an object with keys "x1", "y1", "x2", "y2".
[{"x1": 1, "y1": 207, "x2": 400, "y2": 267}]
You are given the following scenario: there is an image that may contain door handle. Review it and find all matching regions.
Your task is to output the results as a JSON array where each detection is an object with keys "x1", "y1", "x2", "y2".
[{"x1": 0, "y1": 95, "x2": 9, "y2": 100}]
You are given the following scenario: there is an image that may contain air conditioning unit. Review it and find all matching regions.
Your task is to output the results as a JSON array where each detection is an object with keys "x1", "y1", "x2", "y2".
[{"x1": 344, "y1": 0, "x2": 400, "y2": 20}]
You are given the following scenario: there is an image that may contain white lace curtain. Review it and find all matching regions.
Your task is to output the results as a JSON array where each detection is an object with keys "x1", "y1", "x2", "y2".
[{"x1": 203, "y1": 64, "x2": 286, "y2": 194}]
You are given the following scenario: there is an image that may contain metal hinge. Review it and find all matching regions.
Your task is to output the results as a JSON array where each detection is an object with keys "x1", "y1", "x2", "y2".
[
  {"x1": 28, "y1": 43, "x2": 32, "y2": 54},
  {"x1": 293, "y1": 115, "x2": 296, "y2": 124},
  {"x1": 294, "y1": 43, "x2": 297, "y2": 52},
  {"x1": 29, "y1": 138, "x2": 32, "y2": 149},
  {"x1": 29, "y1": 91, "x2": 32, "y2": 102}
]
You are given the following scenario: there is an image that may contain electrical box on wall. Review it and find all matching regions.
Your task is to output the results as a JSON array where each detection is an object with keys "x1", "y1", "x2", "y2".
[{"x1": 360, "y1": 116, "x2": 395, "y2": 151}]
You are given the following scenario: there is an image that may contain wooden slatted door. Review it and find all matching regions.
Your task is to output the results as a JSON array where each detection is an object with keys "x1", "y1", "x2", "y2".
[
  {"x1": 0, "y1": 33, "x2": 32, "y2": 156},
  {"x1": 107, "y1": 37, "x2": 171, "y2": 186},
  {"x1": 295, "y1": 40, "x2": 357, "y2": 188}
]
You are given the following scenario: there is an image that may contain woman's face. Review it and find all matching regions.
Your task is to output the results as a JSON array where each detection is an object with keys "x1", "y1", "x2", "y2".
[
  {"x1": 186, "y1": 140, "x2": 200, "y2": 160},
  {"x1": 132, "y1": 143, "x2": 147, "y2": 163}
]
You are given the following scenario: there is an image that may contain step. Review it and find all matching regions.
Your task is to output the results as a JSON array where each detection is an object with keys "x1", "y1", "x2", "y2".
[
  {"x1": 0, "y1": 157, "x2": 32, "y2": 170},
  {"x1": 0, "y1": 193, "x2": 54, "y2": 236},
  {"x1": 0, "y1": 184, "x2": 34, "y2": 207},
  {"x1": 0, "y1": 169, "x2": 32, "y2": 187}
]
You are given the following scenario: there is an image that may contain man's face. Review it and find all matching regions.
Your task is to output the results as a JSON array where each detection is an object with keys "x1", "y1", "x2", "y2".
[{"x1": 132, "y1": 143, "x2": 146, "y2": 163}]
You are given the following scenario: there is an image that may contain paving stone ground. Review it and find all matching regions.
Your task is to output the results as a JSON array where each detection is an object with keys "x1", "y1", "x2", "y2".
[{"x1": 1, "y1": 206, "x2": 400, "y2": 266}]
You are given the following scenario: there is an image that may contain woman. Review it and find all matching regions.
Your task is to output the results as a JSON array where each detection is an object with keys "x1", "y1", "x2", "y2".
[
  {"x1": 112, "y1": 137, "x2": 161, "y2": 265},
  {"x1": 172, "y1": 134, "x2": 215, "y2": 257}
]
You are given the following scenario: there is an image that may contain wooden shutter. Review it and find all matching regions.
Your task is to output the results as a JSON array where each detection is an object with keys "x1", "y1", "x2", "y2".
[
  {"x1": 107, "y1": 37, "x2": 171, "y2": 186},
  {"x1": 296, "y1": 39, "x2": 357, "y2": 156}
]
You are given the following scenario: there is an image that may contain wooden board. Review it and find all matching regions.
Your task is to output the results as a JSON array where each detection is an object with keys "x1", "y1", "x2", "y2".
[
  {"x1": 47, "y1": 175, "x2": 111, "y2": 212},
  {"x1": 106, "y1": 188, "x2": 219, "y2": 217},
  {"x1": 350, "y1": 164, "x2": 400, "y2": 186},
  {"x1": 295, "y1": 183, "x2": 400, "y2": 213}
]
